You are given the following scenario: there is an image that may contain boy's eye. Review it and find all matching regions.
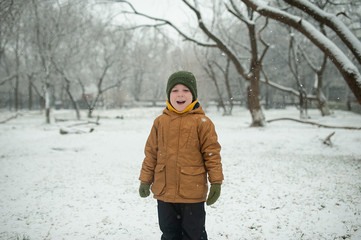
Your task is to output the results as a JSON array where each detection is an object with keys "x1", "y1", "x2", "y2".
[{"x1": 172, "y1": 89, "x2": 178, "y2": 92}]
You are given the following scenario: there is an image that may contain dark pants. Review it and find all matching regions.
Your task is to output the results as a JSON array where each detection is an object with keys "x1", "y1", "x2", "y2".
[{"x1": 157, "y1": 200, "x2": 208, "y2": 240}]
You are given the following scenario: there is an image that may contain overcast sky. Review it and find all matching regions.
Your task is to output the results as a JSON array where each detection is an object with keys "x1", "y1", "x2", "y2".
[{"x1": 94, "y1": 0, "x2": 195, "y2": 29}]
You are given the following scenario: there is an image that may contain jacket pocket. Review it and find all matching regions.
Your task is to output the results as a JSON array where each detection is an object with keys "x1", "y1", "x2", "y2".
[
  {"x1": 151, "y1": 164, "x2": 166, "y2": 196},
  {"x1": 179, "y1": 166, "x2": 207, "y2": 199}
]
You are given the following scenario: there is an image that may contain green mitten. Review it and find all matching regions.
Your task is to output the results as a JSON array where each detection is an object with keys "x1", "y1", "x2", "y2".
[
  {"x1": 206, "y1": 184, "x2": 221, "y2": 206},
  {"x1": 139, "y1": 183, "x2": 151, "y2": 198}
]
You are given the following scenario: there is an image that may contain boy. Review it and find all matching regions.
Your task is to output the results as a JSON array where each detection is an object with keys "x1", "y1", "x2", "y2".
[{"x1": 138, "y1": 70, "x2": 224, "y2": 240}]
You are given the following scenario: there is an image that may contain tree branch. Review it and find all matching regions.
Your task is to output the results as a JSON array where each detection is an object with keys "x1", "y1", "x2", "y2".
[
  {"x1": 120, "y1": 22, "x2": 168, "y2": 30},
  {"x1": 114, "y1": 1, "x2": 217, "y2": 47},
  {"x1": 227, "y1": 0, "x2": 253, "y2": 25},
  {"x1": 260, "y1": 68, "x2": 317, "y2": 101},
  {"x1": 257, "y1": 17, "x2": 270, "y2": 63},
  {"x1": 0, "y1": 74, "x2": 17, "y2": 86},
  {"x1": 97, "y1": 59, "x2": 113, "y2": 94},
  {"x1": 298, "y1": 45, "x2": 319, "y2": 72},
  {"x1": 102, "y1": 81, "x2": 121, "y2": 93}
]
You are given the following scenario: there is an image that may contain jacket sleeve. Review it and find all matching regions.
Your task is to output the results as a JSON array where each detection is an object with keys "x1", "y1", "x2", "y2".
[
  {"x1": 199, "y1": 117, "x2": 224, "y2": 184},
  {"x1": 139, "y1": 118, "x2": 159, "y2": 184}
]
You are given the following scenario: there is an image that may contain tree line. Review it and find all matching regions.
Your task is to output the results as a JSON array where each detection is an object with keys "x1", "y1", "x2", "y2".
[{"x1": 1, "y1": 0, "x2": 360, "y2": 126}]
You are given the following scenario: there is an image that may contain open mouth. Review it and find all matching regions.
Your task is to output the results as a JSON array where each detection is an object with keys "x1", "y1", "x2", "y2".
[{"x1": 177, "y1": 101, "x2": 186, "y2": 105}]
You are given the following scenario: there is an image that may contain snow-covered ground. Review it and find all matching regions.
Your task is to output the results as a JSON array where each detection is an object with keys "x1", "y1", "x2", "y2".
[{"x1": 0, "y1": 106, "x2": 360, "y2": 240}]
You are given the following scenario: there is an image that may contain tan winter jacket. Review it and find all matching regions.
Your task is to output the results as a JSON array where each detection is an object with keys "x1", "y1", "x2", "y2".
[{"x1": 139, "y1": 104, "x2": 223, "y2": 203}]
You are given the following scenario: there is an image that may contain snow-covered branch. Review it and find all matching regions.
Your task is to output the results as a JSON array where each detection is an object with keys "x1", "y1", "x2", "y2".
[
  {"x1": 261, "y1": 68, "x2": 317, "y2": 101},
  {"x1": 241, "y1": 0, "x2": 361, "y2": 104},
  {"x1": 267, "y1": 118, "x2": 361, "y2": 130},
  {"x1": 260, "y1": 76, "x2": 314, "y2": 99},
  {"x1": 283, "y1": 0, "x2": 361, "y2": 65}
]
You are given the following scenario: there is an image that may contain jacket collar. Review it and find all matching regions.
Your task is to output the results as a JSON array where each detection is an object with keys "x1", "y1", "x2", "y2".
[
  {"x1": 164, "y1": 100, "x2": 204, "y2": 116},
  {"x1": 166, "y1": 99, "x2": 198, "y2": 114}
]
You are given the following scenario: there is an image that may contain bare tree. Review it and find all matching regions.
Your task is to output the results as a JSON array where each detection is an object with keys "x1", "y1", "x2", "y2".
[
  {"x1": 299, "y1": 26, "x2": 330, "y2": 116},
  {"x1": 13, "y1": 12, "x2": 20, "y2": 111},
  {"x1": 79, "y1": 55, "x2": 119, "y2": 118},
  {"x1": 46, "y1": 1, "x2": 94, "y2": 119},
  {"x1": 31, "y1": 0, "x2": 56, "y2": 123},
  {"x1": 1, "y1": 1, "x2": 134, "y2": 114},
  {"x1": 0, "y1": 0, "x2": 27, "y2": 111},
  {"x1": 287, "y1": 28, "x2": 308, "y2": 119},
  {"x1": 195, "y1": 46, "x2": 232, "y2": 115},
  {"x1": 202, "y1": 59, "x2": 228, "y2": 115},
  {"x1": 115, "y1": 0, "x2": 269, "y2": 126},
  {"x1": 213, "y1": 58, "x2": 234, "y2": 115},
  {"x1": 78, "y1": 27, "x2": 128, "y2": 117},
  {"x1": 129, "y1": 42, "x2": 147, "y2": 101},
  {"x1": 52, "y1": 59, "x2": 81, "y2": 120}
]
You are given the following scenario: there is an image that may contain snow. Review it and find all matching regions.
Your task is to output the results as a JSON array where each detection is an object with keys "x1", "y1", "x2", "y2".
[{"x1": 0, "y1": 106, "x2": 361, "y2": 240}]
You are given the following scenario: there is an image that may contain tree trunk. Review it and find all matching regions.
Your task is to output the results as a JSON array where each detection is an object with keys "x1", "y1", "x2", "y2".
[
  {"x1": 316, "y1": 89, "x2": 330, "y2": 116},
  {"x1": 222, "y1": 59, "x2": 234, "y2": 115},
  {"x1": 87, "y1": 107, "x2": 93, "y2": 118},
  {"x1": 64, "y1": 84, "x2": 80, "y2": 120},
  {"x1": 315, "y1": 72, "x2": 330, "y2": 116},
  {"x1": 28, "y1": 77, "x2": 33, "y2": 110},
  {"x1": 213, "y1": 59, "x2": 233, "y2": 115},
  {"x1": 298, "y1": 89, "x2": 308, "y2": 119},
  {"x1": 14, "y1": 27, "x2": 20, "y2": 111},
  {"x1": 213, "y1": 78, "x2": 227, "y2": 115},
  {"x1": 45, "y1": 83, "x2": 51, "y2": 124},
  {"x1": 248, "y1": 75, "x2": 265, "y2": 126},
  {"x1": 247, "y1": 23, "x2": 265, "y2": 126},
  {"x1": 14, "y1": 76, "x2": 19, "y2": 111},
  {"x1": 264, "y1": 85, "x2": 270, "y2": 109}
]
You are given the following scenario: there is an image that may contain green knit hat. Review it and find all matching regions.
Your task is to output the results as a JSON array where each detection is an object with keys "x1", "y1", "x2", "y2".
[{"x1": 166, "y1": 71, "x2": 198, "y2": 101}]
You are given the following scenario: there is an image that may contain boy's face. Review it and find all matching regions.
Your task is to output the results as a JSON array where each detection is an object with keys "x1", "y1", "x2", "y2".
[{"x1": 170, "y1": 84, "x2": 193, "y2": 112}]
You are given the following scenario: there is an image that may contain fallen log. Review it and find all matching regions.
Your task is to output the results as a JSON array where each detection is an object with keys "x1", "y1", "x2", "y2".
[
  {"x1": 59, "y1": 127, "x2": 94, "y2": 135},
  {"x1": 0, "y1": 113, "x2": 23, "y2": 124},
  {"x1": 67, "y1": 120, "x2": 100, "y2": 127},
  {"x1": 58, "y1": 116, "x2": 99, "y2": 134},
  {"x1": 267, "y1": 118, "x2": 361, "y2": 130}
]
